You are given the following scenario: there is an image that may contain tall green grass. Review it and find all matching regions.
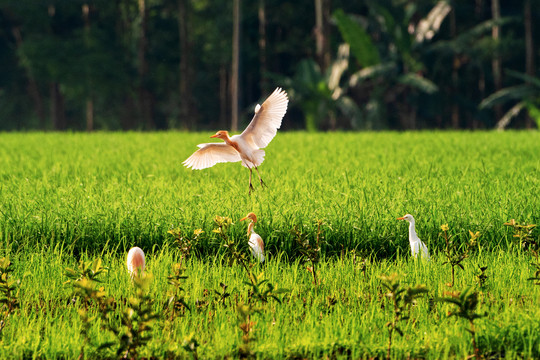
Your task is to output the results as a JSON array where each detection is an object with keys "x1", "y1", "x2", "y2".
[
  {"x1": 0, "y1": 132, "x2": 538, "y2": 256},
  {"x1": 1, "y1": 244, "x2": 539, "y2": 359},
  {"x1": 0, "y1": 132, "x2": 539, "y2": 358}
]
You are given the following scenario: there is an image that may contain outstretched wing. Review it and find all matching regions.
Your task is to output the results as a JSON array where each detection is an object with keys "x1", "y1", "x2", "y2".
[
  {"x1": 183, "y1": 143, "x2": 241, "y2": 170},
  {"x1": 239, "y1": 87, "x2": 288, "y2": 149}
]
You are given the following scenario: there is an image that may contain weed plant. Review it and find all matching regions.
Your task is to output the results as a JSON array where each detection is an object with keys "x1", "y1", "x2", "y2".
[
  {"x1": 380, "y1": 273, "x2": 428, "y2": 360},
  {"x1": 440, "y1": 225, "x2": 480, "y2": 287},
  {"x1": 0, "y1": 258, "x2": 19, "y2": 336},
  {"x1": 504, "y1": 219, "x2": 540, "y2": 284},
  {"x1": 438, "y1": 287, "x2": 486, "y2": 359}
]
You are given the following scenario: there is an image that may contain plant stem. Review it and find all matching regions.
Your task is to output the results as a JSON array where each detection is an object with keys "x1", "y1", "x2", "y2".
[
  {"x1": 311, "y1": 261, "x2": 318, "y2": 285},
  {"x1": 387, "y1": 295, "x2": 399, "y2": 360},
  {"x1": 238, "y1": 255, "x2": 255, "y2": 286},
  {"x1": 470, "y1": 319, "x2": 480, "y2": 359},
  {"x1": 387, "y1": 328, "x2": 393, "y2": 360}
]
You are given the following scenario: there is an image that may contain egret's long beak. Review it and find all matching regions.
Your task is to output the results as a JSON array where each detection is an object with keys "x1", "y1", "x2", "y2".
[
  {"x1": 210, "y1": 134, "x2": 219, "y2": 138},
  {"x1": 240, "y1": 216, "x2": 248, "y2": 222},
  {"x1": 397, "y1": 217, "x2": 405, "y2": 220}
]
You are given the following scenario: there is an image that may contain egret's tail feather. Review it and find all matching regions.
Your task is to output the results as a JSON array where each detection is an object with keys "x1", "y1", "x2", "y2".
[
  {"x1": 252, "y1": 149, "x2": 265, "y2": 167},
  {"x1": 241, "y1": 149, "x2": 266, "y2": 168}
]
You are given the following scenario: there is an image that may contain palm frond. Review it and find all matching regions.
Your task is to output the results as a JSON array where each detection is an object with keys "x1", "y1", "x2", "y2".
[
  {"x1": 349, "y1": 62, "x2": 396, "y2": 86},
  {"x1": 505, "y1": 70, "x2": 540, "y2": 88},
  {"x1": 415, "y1": 1, "x2": 452, "y2": 43},
  {"x1": 495, "y1": 102, "x2": 526, "y2": 130},
  {"x1": 479, "y1": 85, "x2": 535, "y2": 109},
  {"x1": 397, "y1": 73, "x2": 438, "y2": 94}
]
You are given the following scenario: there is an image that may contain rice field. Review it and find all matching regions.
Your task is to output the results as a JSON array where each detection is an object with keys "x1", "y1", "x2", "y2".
[{"x1": 0, "y1": 131, "x2": 539, "y2": 359}]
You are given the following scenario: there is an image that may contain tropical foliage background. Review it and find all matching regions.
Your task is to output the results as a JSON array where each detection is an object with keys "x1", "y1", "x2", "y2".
[{"x1": 0, "y1": 0, "x2": 538, "y2": 131}]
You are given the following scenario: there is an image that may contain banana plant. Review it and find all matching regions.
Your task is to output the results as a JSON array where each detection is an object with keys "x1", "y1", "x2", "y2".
[
  {"x1": 480, "y1": 70, "x2": 540, "y2": 130},
  {"x1": 332, "y1": 2, "x2": 449, "y2": 129},
  {"x1": 284, "y1": 48, "x2": 361, "y2": 131}
]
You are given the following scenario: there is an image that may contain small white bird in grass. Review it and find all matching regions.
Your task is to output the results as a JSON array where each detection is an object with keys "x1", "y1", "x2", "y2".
[
  {"x1": 183, "y1": 88, "x2": 288, "y2": 194},
  {"x1": 240, "y1": 212, "x2": 265, "y2": 263},
  {"x1": 126, "y1": 247, "x2": 145, "y2": 278},
  {"x1": 397, "y1": 214, "x2": 430, "y2": 260}
]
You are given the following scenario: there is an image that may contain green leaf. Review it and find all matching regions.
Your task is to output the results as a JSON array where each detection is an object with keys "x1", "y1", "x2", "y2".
[
  {"x1": 397, "y1": 73, "x2": 438, "y2": 94},
  {"x1": 97, "y1": 342, "x2": 116, "y2": 350},
  {"x1": 371, "y1": 4, "x2": 396, "y2": 36},
  {"x1": 436, "y1": 297, "x2": 461, "y2": 307},
  {"x1": 525, "y1": 102, "x2": 540, "y2": 129},
  {"x1": 333, "y1": 9, "x2": 380, "y2": 67},
  {"x1": 430, "y1": 17, "x2": 518, "y2": 55},
  {"x1": 506, "y1": 69, "x2": 540, "y2": 88},
  {"x1": 408, "y1": 285, "x2": 429, "y2": 295},
  {"x1": 274, "y1": 289, "x2": 290, "y2": 295},
  {"x1": 479, "y1": 85, "x2": 536, "y2": 109}
]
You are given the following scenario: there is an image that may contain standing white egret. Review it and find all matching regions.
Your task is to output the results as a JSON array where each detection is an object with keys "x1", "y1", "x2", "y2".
[
  {"x1": 240, "y1": 212, "x2": 265, "y2": 263},
  {"x1": 183, "y1": 87, "x2": 288, "y2": 194},
  {"x1": 397, "y1": 214, "x2": 430, "y2": 260},
  {"x1": 126, "y1": 246, "x2": 145, "y2": 278}
]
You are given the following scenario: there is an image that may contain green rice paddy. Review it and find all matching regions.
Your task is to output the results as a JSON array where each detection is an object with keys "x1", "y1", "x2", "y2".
[{"x1": 0, "y1": 131, "x2": 539, "y2": 358}]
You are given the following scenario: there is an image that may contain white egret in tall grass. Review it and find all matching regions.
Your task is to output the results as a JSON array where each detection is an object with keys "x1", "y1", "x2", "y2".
[
  {"x1": 183, "y1": 88, "x2": 288, "y2": 193},
  {"x1": 240, "y1": 212, "x2": 265, "y2": 263},
  {"x1": 397, "y1": 214, "x2": 430, "y2": 260},
  {"x1": 126, "y1": 247, "x2": 145, "y2": 277}
]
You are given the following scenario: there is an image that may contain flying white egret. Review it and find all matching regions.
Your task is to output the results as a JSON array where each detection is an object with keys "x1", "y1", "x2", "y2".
[
  {"x1": 240, "y1": 212, "x2": 265, "y2": 263},
  {"x1": 126, "y1": 246, "x2": 145, "y2": 278},
  {"x1": 183, "y1": 88, "x2": 288, "y2": 193},
  {"x1": 397, "y1": 214, "x2": 430, "y2": 260}
]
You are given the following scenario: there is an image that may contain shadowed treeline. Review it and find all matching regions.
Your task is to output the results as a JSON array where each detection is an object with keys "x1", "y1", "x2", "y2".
[{"x1": 0, "y1": 0, "x2": 539, "y2": 131}]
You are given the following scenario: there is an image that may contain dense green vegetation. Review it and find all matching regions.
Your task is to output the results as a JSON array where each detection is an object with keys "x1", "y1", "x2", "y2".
[
  {"x1": 1, "y1": 1, "x2": 539, "y2": 131},
  {"x1": 0, "y1": 132, "x2": 539, "y2": 358},
  {"x1": 1, "y1": 132, "x2": 538, "y2": 256},
  {"x1": 0, "y1": 248, "x2": 539, "y2": 359}
]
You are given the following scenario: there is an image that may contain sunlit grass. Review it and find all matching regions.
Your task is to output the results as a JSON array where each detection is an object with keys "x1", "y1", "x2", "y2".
[
  {"x1": 0, "y1": 131, "x2": 538, "y2": 256},
  {"x1": 1, "y1": 246, "x2": 539, "y2": 358},
  {"x1": 0, "y1": 131, "x2": 539, "y2": 358}
]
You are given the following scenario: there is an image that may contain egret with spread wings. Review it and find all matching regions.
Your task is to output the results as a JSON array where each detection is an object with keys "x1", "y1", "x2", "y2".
[{"x1": 183, "y1": 88, "x2": 288, "y2": 193}]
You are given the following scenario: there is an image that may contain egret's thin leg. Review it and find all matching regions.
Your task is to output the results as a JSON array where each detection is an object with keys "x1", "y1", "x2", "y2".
[
  {"x1": 248, "y1": 167, "x2": 255, "y2": 194},
  {"x1": 254, "y1": 166, "x2": 266, "y2": 187}
]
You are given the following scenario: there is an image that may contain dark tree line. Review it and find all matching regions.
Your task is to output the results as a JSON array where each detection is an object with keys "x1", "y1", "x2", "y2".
[{"x1": 0, "y1": 0, "x2": 538, "y2": 131}]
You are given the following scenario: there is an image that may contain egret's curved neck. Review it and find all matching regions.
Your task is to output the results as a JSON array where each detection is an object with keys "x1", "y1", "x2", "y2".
[
  {"x1": 220, "y1": 132, "x2": 232, "y2": 144},
  {"x1": 408, "y1": 221, "x2": 418, "y2": 241},
  {"x1": 247, "y1": 222, "x2": 255, "y2": 236},
  {"x1": 222, "y1": 133, "x2": 240, "y2": 151}
]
